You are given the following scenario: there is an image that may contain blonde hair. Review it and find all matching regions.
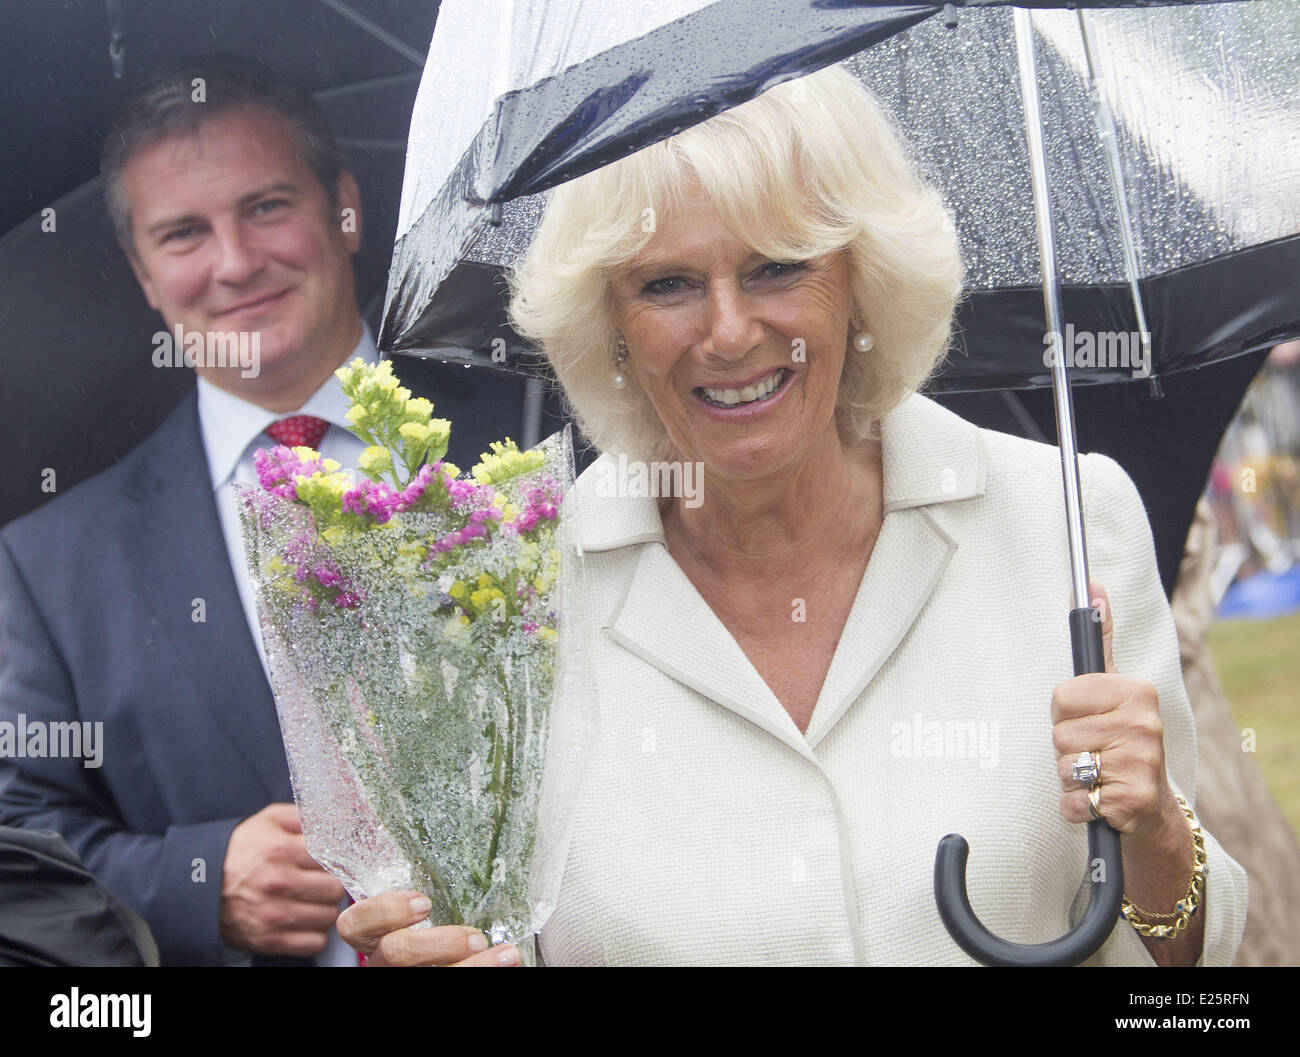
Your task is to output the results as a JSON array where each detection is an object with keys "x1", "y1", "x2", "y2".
[{"x1": 507, "y1": 65, "x2": 962, "y2": 462}]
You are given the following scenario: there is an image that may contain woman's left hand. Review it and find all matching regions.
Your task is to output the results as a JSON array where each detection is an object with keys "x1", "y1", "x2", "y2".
[
  {"x1": 1050, "y1": 581, "x2": 1182, "y2": 845},
  {"x1": 1050, "y1": 581, "x2": 1204, "y2": 964}
]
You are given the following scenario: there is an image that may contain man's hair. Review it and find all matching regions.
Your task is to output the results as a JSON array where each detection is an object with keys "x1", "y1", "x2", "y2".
[{"x1": 101, "y1": 54, "x2": 344, "y2": 253}]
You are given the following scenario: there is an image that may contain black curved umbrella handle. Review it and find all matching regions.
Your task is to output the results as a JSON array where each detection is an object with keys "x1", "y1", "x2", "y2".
[{"x1": 933, "y1": 608, "x2": 1123, "y2": 966}]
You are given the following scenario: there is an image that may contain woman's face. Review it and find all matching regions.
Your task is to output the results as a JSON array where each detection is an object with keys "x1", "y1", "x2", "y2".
[{"x1": 609, "y1": 182, "x2": 855, "y2": 485}]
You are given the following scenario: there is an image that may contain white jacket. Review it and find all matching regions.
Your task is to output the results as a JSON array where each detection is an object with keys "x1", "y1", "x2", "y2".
[{"x1": 539, "y1": 393, "x2": 1248, "y2": 966}]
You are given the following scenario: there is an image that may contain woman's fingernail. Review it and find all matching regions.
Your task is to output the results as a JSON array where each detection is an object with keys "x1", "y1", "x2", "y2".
[
  {"x1": 467, "y1": 931, "x2": 489, "y2": 952},
  {"x1": 497, "y1": 944, "x2": 520, "y2": 966},
  {"x1": 409, "y1": 895, "x2": 432, "y2": 916}
]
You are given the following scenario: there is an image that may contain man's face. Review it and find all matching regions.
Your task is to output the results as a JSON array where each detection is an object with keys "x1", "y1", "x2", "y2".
[{"x1": 120, "y1": 105, "x2": 361, "y2": 393}]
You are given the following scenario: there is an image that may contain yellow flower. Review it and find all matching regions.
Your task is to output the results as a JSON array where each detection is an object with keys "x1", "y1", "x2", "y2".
[
  {"x1": 398, "y1": 422, "x2": 431, "y2": 447},
  {"x1": 448, "y1": 580, "x2": 467, "y2": 601},
  {"x1": 404, "y1": 396, "x2": 433, "y2": 421},
  {"x1": 470, "y1": 586, "x2": 505, "y2": 610},
  {"x1": 334, "y1": 358, "x2": 366, "y2": 388},
  {"x1": 359, "y1": 446, "x2": 394, "y2": 476},
  {"x1": 345, "y1": 405, "x2": 368, "y2": 427},
  {"x1": 472, "y1": 438, "x2": 544, "y2": 485},
  {"x1": 397, "y1": 539, "x2": 426, "y2": 563}
]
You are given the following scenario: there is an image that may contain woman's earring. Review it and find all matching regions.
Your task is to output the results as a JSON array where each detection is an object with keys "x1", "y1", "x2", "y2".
[
  {"x1": 612, "y1": 336, "x2": 629, "y2": 389},
  {"x1": 851, "y1": 314, "x2": 875, "y2": 353}
]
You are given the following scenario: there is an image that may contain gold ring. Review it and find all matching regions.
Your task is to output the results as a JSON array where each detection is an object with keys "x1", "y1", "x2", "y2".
[{"x1": 1088, "y1": 784, "x2": 1102, "y2": 821}]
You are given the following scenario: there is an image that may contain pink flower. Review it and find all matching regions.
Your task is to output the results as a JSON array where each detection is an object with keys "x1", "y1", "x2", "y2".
[
  {"x1": 342, "y1": 478, "x2": 401, "y2": 523},
  {"x1": 424, "y1": 507, "x2": 501, "y2": 559},
  {"x1": 396, "y1": 463, "x2": 436, "y2": 511},
  {"x1": 506, "y1": 476, "x2": 561, "y2": 535},
  {"x1": 332, "y1": 589, "x2": 365, "y2": 608},
  {"x1": 254, "y1": 445, "x2": 331, "y2": 500}
]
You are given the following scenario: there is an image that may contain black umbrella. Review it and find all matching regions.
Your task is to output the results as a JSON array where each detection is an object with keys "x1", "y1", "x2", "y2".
[
  {"x1": 380, "y1": 0, "x2": 1299, "y2": 599},
  {"x1": 380, "y1": 0, "x2": 1299, "y2": 964},
  {"x1": 0, "y1": 826, "x2": 158, "y2": 966}
]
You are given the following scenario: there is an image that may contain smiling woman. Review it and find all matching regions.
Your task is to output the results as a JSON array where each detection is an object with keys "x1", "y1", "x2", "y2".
[
  {"x1": 507, "y1": 66, "x2": 961, "y2": 465},
  {"x1": 339, "y1": 65, "x2": 1248, "y2": 967}
]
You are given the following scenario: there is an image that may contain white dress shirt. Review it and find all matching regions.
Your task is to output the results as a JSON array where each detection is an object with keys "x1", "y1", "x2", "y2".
[{"x1": 196, "y1": 325, "x2": 377, "y2": 966}]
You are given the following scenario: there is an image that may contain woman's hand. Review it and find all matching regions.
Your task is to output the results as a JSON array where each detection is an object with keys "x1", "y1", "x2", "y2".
[
  {"x1": 1051, "y1": 581, "x2": 1180, "y2": 841},
  {"x1": 338, "y1": 891, "x2": 522, "y2": 966},
  {"x1": 1050, "y1": 580, "x2": 1202, "y2": 965}
]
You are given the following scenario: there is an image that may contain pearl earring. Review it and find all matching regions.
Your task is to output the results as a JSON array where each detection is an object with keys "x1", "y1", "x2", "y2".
[
  {"x1": 851, "y1": 314, "x2": 875, "y2": 353},
  {"x1": 612, "y1": 336, "x2": 628, "y2": 389}
]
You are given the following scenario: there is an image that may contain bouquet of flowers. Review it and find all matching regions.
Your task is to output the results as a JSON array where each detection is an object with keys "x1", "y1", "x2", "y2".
[{"x1": 237, "y1": 358, "x2": 594, "y2": 960}]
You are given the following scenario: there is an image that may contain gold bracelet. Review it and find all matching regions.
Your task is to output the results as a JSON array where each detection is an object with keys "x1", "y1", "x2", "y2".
[{"x1": 1120, "y1": 793, "x2": 1208, "y2": 940}]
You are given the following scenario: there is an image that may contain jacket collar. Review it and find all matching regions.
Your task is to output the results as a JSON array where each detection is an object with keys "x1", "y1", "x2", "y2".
[
  {"x1": 570, "y1": 393, "x2": 987, "y2": 755},
  {"x1": 571, "y1": 392, "x2": 988, "y2": 551}
]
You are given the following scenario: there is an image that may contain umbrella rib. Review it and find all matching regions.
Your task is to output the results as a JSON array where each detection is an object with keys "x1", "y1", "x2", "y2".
[{"x1": 315, "y1": 0, "x2": 426, "y2": 68}]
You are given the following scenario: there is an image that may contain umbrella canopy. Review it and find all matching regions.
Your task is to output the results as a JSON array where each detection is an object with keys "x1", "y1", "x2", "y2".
[
  {"x1": 381, "y1": 0, "x2": 1297, "y2": 965},
  {"x1": 382, "y1": 0, "x2": 1300, "y2": 383},
  {"x1": 381, "y1": 0, "x2": 1299, "y2": 596}
]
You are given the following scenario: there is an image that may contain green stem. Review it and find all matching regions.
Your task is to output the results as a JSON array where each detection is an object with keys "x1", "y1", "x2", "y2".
[
  {"x1": 320, "y1": 669, "x2": 460, "y2": 924},
  {"x1": 483, "y1": 665, "x2": 515, "y2": 893}
]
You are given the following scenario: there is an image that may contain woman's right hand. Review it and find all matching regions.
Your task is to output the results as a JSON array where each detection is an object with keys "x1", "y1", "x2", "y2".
[{"x1": 338, "y1": 891, "x2": 521, "y2": 966}]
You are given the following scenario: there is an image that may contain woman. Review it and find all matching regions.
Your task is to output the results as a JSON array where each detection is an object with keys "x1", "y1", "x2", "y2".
[{"x1": 341, "y1": 66, "x2": 1247, "y2": 966}]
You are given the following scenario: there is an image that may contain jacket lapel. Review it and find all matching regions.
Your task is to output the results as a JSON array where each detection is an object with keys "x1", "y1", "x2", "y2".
[
  {"x1": 801, "y1": 505, "x2": 955, "y2": 748},
  {"x1": 605, "y1": 542, "x2": 816, "y2": 760},
  {"x1": 575, "y1": 394, "x2": 987, "y2": 754},
  {"x1": 804, "y1": 395, "x2": 986, "y2": 747},
  {"x1": 121, "y1": 393, "x2": 288, "y2": 801}
]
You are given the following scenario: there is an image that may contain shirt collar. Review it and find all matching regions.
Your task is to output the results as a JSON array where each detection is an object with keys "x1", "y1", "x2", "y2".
[
  {"x1": 570, "y1": 392, "x2": 988, "y2": 551},
  {"x1": 196, "y1": 323, "x2": 378, "y2": 489}
]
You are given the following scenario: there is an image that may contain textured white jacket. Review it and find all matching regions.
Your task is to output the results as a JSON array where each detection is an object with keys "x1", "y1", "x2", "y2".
[{"x1": 539, "y1": 393, "x2": 1248, "y2": 966}]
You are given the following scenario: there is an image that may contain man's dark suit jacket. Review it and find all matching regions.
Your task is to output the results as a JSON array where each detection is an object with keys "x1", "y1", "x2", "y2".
[{"x1": 0, "y1": 369, "x2": 571, "y2": 965}]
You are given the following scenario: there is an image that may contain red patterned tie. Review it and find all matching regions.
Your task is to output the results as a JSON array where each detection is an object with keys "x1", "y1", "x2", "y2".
[{"x1": 265, "y1": 414, "x2": 331, "y2": 451}]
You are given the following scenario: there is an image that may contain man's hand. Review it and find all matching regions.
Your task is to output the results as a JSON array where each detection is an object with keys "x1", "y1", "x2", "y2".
[{"x1": 219, "y1": 802, "x2": 347, "y2": 958}]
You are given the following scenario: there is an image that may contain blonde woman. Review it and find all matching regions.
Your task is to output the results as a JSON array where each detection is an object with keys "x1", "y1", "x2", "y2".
[{"x1": 340, "y1": 66, "x2": 1246, "y2": 966}]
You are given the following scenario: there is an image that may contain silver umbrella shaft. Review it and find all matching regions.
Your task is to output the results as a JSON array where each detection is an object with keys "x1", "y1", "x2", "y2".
[
  {"x1": 931, "y1": 15, "x2": 1123, "y2": 970},
  {"x1": 1014, "y1": 7, "x2": 1092, "y2": 612}
]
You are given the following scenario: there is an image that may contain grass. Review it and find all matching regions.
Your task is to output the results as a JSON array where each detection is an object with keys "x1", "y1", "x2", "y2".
[{"x1": 1206, "y1": 610, "x2": 1300, "y2": 839}]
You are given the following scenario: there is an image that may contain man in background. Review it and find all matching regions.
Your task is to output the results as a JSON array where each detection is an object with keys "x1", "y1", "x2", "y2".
[{"x1": 0, "y1": 56, "x2": 532, "y2": 964}]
